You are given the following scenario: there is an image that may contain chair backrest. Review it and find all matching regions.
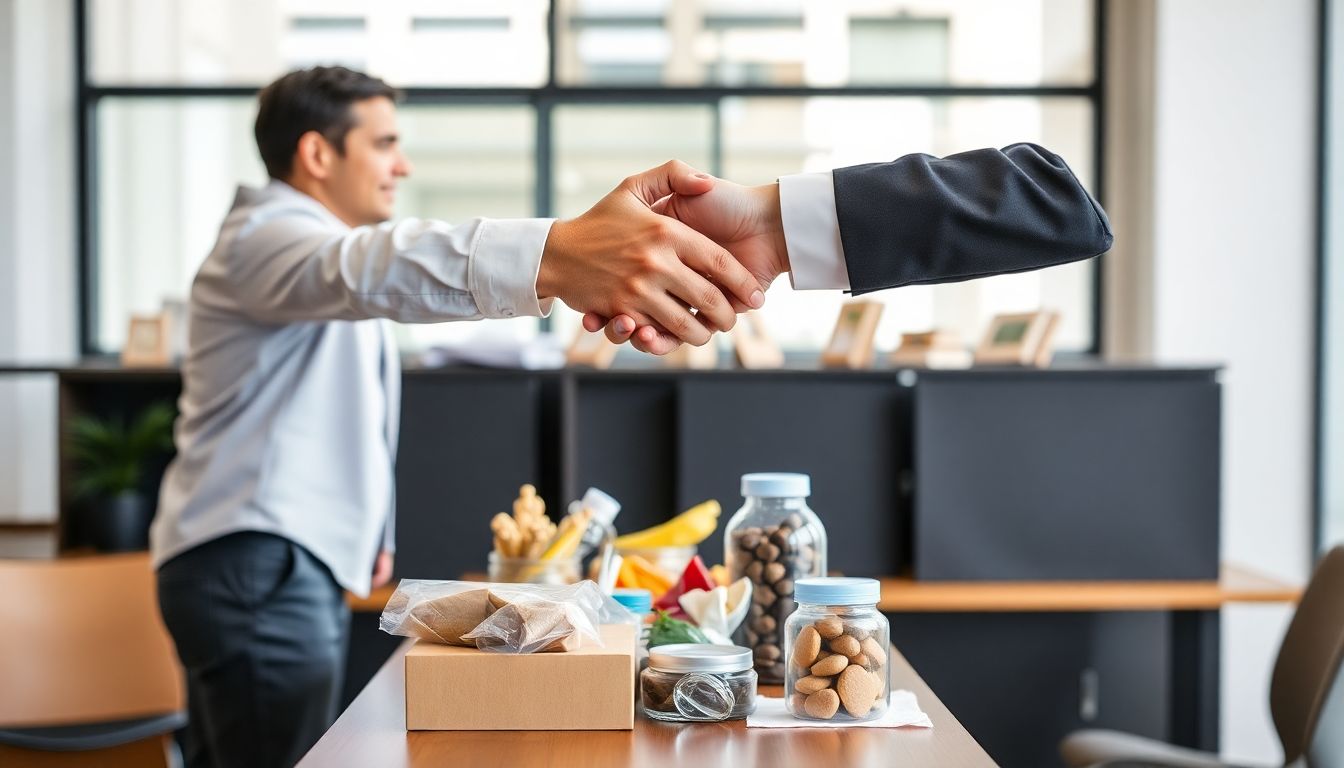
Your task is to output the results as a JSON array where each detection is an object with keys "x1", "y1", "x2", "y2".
[
  {"x1": 1271, "y1": 546, "x2": 1344, "y2": 764},
  {"x1": 1305, "y1": 642, "x2": 1344, "y2": 768},
  {"x1": 0, "y1": 553, "x2": 184, "y2": 727}
]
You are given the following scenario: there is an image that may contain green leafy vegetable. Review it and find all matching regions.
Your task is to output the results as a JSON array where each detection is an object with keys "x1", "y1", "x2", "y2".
[{"x1": 648, "y1": 609, "x2": 710, "y2": 647}]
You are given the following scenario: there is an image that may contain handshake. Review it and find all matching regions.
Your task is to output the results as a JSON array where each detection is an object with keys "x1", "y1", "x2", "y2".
[{"x1": 538, "y1": 160, "x2": 791, "y2": 357}]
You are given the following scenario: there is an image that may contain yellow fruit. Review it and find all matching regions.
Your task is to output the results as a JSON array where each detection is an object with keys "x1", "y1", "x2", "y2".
[
  {"x1": 540, "y1": 520, "x2": 584, "y2": 560},
  {"x1": 614, "y1": 500, "x2": 721, "y2": 549}
]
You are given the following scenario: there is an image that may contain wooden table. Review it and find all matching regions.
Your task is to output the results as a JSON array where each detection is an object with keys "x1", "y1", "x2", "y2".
[
  {"x1": 346, "y1": 564, "x2": 1300, "y2": 614},
  {"x1": 298, "y1": 642, "x2": 997, "y2": 768}
]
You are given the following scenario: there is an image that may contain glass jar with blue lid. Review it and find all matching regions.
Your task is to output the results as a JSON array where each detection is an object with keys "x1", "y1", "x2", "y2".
[
  {"x1": 724, "y1": 472, "x2": 827, "y2": 684},
  {"x1": 782, "y1": 577, "x2": 888, "y2": 722}
]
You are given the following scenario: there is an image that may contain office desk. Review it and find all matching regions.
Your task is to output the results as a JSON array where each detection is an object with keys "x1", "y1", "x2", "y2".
[
  {"x1": 340, "y1": 565, "x2": 1298, "y2": 765},
  {"x1": 297, "y1": 641, "x2": 996, "y2": 768},
  {"x1": 346, "y1": 565, "x2": 1300, "y2": 614}
]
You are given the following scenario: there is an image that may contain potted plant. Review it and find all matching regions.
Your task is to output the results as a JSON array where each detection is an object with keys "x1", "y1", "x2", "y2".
[{"x1": 68, "y1": 402, "x2": 176, "y2": 552}]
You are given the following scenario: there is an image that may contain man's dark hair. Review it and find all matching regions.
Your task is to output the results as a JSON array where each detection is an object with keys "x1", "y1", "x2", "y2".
[{"x1": 254, "y1": 66, "x2": 399, "y2": 180}]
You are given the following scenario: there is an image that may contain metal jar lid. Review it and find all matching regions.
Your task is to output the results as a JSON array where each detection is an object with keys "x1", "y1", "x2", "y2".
[{"x1": 648, "y1": 644, "x2": 753, "y2": 674}]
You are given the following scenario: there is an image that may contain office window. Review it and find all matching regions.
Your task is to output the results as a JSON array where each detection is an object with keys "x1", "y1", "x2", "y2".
[
  {"x1": 95, "y1": 98, "x2": 266, "y2": 352},
  {"x1": 550, "y1": 104, "x2": 716, "y2": 340},
  {"x1": 721, "y1": 96, "x2": 1094, "y2": 351},
  {"x1": 1321, "y1": 0, "x2": 1344, "y2": 551},
  {"x1": 78, "y1": 0, "x2": 1104, "y2": 356},
  {"x1": 556, "y1": 0, "x2": 1093, "y2": 87},
  {"x1": 89, "y1": 0, "x2": 549, "y2": 86},
  {"x1": 392, "y1": 106, "x2": 539, "y2": 350}
]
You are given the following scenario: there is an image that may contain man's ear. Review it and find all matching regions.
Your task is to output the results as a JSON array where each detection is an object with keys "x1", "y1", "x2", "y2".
[{"x1": 294, "y1": 130, "x2": 335, "y2": 181}]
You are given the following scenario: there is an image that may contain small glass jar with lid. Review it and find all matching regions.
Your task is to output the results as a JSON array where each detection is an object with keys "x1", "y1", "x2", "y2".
[
  {"x1": 640, "y1": 644, "x2": 758, "y2": 722},
  {"x1": 783, "y1": 577, "x2": 889, "y2": 722},
  {"x1": 723, "y1": 472, "x2": 827, "y2": 683}
]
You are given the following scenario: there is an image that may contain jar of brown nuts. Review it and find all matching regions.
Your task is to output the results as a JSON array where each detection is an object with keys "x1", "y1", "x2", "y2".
[
  {"x1": 724, "y1": 473, "x2": 827, "y2": 684},
  {"x1": 783, "y1": 577, "x2": 889, "y2": 722}
]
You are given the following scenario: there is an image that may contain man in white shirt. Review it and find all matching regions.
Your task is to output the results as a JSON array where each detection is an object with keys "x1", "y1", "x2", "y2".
[{"x1": 151, "y1": 66, "x2": 766, "y2": 768}]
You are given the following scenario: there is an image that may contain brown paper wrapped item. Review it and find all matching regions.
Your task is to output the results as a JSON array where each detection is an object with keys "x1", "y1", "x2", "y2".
[
  {"x1": 469, "y1": 600, "x2": 584, "y2": 653},
  {"x1": 401, "y1": 588, "x2": 498, "y2": 646},
  {"x1": 381, "y1": 580, "x2": 618, "y2": 653}
]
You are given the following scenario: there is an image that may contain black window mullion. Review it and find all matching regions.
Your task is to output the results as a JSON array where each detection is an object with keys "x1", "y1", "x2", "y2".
[
  {"x1": 1091, "y1": 0, "x2": 1108, "y2": 357},
  {"x1": 535, "y1": 95, "x2": 554, "y2": 334},
  {"x1": 75, "y1": 0, "x2": 96, "y2": 356}
]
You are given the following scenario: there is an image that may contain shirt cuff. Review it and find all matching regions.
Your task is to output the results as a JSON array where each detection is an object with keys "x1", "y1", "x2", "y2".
[
  {"x1": 469, "y1": 218, "x2": 556, "y2": 318},
  {"x1": 778, "y1": 171, "x2": 850, "y2": 290}
]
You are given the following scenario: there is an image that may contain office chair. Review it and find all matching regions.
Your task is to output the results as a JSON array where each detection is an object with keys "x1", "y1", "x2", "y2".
[
  {"x1": 0, "y1": 552, "x2": 187, "y2": 767},
  {"x1": 1060, "y1": 546, "x2": 1344, "y2": 768},
  {"x1": 1303, "y1": 640, "x2": 1344, "y2": 768}
]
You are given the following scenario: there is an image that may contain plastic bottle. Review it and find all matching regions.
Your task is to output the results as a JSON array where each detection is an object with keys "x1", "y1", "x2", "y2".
[{"x1": 574, "y1": 487, "x2": 621, "y2": 559}]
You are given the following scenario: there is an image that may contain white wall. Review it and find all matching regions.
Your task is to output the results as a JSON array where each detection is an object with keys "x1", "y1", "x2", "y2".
[
  {"x1": 0, "y1": 0, "x2": 77, "y2": 522},
  {"x1": 1148, "y1": 0, "x2": 1317, "y2": 761}
]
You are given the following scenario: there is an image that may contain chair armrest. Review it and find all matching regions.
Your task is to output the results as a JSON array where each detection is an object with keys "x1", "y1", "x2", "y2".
[{"x1": 0, "y1": 711, "x2": 186, "y2": 751}]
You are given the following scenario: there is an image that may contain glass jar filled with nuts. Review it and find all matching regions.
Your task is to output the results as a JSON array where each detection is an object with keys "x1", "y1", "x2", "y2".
[
  {"x1": 783, "y1": 577, "x2": 889, "y2": 722},
  {"x1": 724, "y1": 473, "x2": 827, "y2": 683}
]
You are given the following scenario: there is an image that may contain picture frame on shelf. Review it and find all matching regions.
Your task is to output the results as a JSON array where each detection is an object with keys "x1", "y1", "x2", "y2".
[
  {"x1": 120, "y1": 313, "x2": 173, "y2": 368},
  {"x1": 973, "y1": 310, "x2": 1060, "y2": 367},
  {"x1": 889, "y1": 330, "x2": 973, "y2": 369},
  {"x1": 820, "y1": 301, "x2": 883, "y2": 369}
]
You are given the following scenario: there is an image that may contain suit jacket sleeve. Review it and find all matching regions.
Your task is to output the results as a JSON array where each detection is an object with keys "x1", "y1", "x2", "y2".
[{"x1": 832, "y1": 142, "x2": 1113, "y2": 295}]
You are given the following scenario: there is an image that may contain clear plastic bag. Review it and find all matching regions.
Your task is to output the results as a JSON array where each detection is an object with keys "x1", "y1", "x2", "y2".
[{"x1": 379, "y1": 579, "x2": 634, "y2": 654}]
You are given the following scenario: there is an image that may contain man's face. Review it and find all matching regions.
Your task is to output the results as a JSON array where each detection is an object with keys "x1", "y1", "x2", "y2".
[{"x1": 322, "y1": 96, "x2": 412, "y2": 226}]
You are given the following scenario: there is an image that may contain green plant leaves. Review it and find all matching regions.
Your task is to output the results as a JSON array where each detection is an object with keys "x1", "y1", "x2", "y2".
[{"x1": 67, "y1": 402, "x2": 176, "y2": 500}]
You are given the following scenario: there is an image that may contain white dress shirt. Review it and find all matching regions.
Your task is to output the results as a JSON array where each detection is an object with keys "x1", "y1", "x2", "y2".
[
  {"x1": 152, "y1": 176, "x2": 843, "y2": 597},
  {"x1": 151, "y1": 180, "x2": 554, "y2": 596}
]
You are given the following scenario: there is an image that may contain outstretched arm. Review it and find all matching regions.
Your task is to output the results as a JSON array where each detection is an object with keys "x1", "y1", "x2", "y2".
[{"x1": 589, "y1": 143, "x2": 1112, "y2": 355}]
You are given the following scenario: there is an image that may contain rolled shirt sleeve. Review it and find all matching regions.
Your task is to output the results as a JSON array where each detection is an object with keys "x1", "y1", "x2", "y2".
[{"x1": 469, "y1": 218, "x2": 556, "y2": 319}]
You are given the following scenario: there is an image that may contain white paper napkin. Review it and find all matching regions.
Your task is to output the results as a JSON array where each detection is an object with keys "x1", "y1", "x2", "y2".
[{"x1": 746, "y1": 690, "x2": 934, "y2": 729}]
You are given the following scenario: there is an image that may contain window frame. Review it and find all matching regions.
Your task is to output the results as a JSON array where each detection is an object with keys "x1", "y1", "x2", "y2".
[{"x1": 73, "y1": 0, "x2": 1107, "y2": 356}]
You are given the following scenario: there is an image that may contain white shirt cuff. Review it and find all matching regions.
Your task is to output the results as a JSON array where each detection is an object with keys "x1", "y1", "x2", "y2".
[
  {"x1": 779, "y1": 171, "x2": 849, "y2": 290},
  {"x1": 469, "y1": 218, "x2": 556, "y2": 319}
]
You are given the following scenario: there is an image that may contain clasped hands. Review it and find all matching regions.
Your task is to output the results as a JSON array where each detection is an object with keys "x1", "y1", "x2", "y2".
[{"x1": 538, "y1": 160, "x2": 791, "y2": 356}]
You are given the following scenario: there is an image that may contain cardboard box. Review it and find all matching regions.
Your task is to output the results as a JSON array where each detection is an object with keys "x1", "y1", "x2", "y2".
[{"x1": 405, "y1": 623, "x2": 636, "y2": 730}]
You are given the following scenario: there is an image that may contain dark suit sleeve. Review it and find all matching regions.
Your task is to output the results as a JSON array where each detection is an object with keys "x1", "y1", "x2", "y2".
[{"x1": 832, "y1": 143, "x2": 1113, "y2": 295}]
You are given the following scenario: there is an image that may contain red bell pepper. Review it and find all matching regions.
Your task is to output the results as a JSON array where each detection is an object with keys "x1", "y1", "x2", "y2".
[{"x1": 653, "y1": 555, "x2": 717, "y2": 616}]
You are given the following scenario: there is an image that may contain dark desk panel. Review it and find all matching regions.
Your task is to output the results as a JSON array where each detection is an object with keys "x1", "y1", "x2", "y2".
[
  {"x1": 914, "y1": 369, "x2": 1221, "y2": 581},
  {"x1": 393, "y1": 373, "x2": 543, "y2": 580},
  {"x1": 675, "y1": 375, "x2": 909, "y2": 573}
]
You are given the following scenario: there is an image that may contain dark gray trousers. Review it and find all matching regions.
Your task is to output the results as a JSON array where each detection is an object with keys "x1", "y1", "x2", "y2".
[{"x1": 157, "y1": 532, "x2": 350, "y2": 768}]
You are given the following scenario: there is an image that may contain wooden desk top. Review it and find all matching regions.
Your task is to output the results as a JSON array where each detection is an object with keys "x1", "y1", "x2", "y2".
[
  {"x1": 876, "y1": 563, "x2": 1301, "y2": 612},
  {"x1": 298, "y1": 642, "x2": 996, "y2": 768},
  {"x1": 347, "y1": 563, "x2": 1300, "y2": 614}
]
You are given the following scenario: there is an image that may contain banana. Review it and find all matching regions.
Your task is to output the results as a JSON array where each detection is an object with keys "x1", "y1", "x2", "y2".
[{"x1": 614, "y1": 500, "x2": 721, "y2": 549}]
